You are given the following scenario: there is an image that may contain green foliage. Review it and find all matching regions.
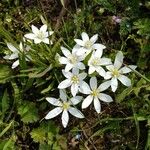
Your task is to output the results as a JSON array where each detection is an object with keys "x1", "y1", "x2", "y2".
[{"x1": 18, "y1": 102, "x2": 39, "y2": 123}]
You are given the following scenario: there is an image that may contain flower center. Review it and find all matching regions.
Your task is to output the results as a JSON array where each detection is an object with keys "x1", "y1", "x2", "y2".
[
  {"x1": 71, "y1": 75, "x2": 79, "y2": 84},
  {"x1": 69, "y1": 55, "x2": 78, "y2": 64},
  {"x1": 91, "y1": 89, "x2": 99, "y2": 97},
  {"x1": 37, "y1": 31, "x2": 45, "y2": 39},
  {"x1": 85, "y1": 41, "x2": 92, "y2": 49},
  {"x1": 91, "y1": 58, "x2": 100, "y2": 66},
  {"x1": 62, "y1": 102, "x2": 70, "y2": 110},
  {"x1": 112, "y1": 69, "x2": 120, "y2": 77}
]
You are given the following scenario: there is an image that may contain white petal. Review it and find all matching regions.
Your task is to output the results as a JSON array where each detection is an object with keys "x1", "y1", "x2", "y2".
[
  {"x1": 80, "y1": 82, "x2": 91, "y2": 94},
  {"x1": 70, "y1": 96, "x2": 82, "y2": 105},
  {"x1": 59, "y1": 57, "x2": 69, "y2": 64},
  {"x1": 62, "y1": 70, "x2": 72, "y2": 78},
  {"x1": 62, "y1": 110, "x2": 69, "y2": 128},
  {"x1": 31, "y1": 25, "x2": 39, "y2": 35},
  {"x1": 88, "y1": 66, "x2": 96, "y2": 74},
  {"x1": 111, "y1": 77, "x2": 118, "y2": 92},
  {"x1": 6, "y1": 53, "x2": 18, "y2": 60},
  {"x1": 46, "y1": 97, "x2": 62, "y2": 106},
  {"x1": 96, "y1": 66, "x2": 106, "y2": 77},
  {"x1": 99, "y1": 58, "x2": 112, "y2": 66},
  {"x1": 94, "y1": 49, "x2": 103, "y2": 58},
  {"x1": 72, "y1": 68, "x2": 79, "y2": 75},
  {"x1": 68, "y1": 107, "x2": 84, "y2": 118},
  {"x1": 74, "y1": 39, "x2": 85, "y2": 46},
  {"x1": 61, "y1": 47, "x2": 71, "y2": 57},
  {"x1": 104, "y1": 72, "x2": 112, "y2": 79},
  {"x1": 71, "y1": 84, "x2": 79, "y2": 97},
  {"x1": 76, "y1": 47, "x2": 87, "y2": 56},
  {"x1": 58, "y1": 79, "x2": 71, "y2": 89},
  {"x1": 119, "y1": 65, "x2": 137, "y2": 74},
  {"x1": 72, "y1": 44, "x2": 81, "y2": 53},
  {"x1": 99, "y1": 93, "x2": 113, "y2": 102},
  {"x1": 90, "y1": 34, "x2": 98, "y2": 44},
  {"x1": 94, "y1": 97, "x2": 101, "y2": 113},
  {"x1": 34, "y1": 38, "x2": 42, "y2": 44},
  {"x1": 7, "y1": 43, "x2": 18, "y2": 52},
  {"x1": 65, "y1": 63, "x2": 73, "y2": 72},
  {"x1": 82, "y1": 95, "x2": 93, "y2": 109},
  {"x1": 40, "y1": 24, "x2": 47, "y2": 32},
  {"x1": 81, "y1": 32, "x2": 89, "y2": 41},
  {"x1": 98, "y1": 80, "x2": 111, "y2": 92},
  {"x1": 98, "y1": 93, "x2": 113, "y2": 103},
  {"x1": 77, "y1": 62, "x2": 85, "y2": 70},
  {"x1": 92, "y1": 44, "x2": 106, "y2": 50},
  {"x1": 118, "y1": 75, "x2": 131, "y2": 87},
  {"x1": 59, "y1": 90, "x2": 67, "y2": 101},
  {"x1": 114, "y1": 51, "x2": 124, "y2": 69},
  {"x1": 90, "y1": 77, "x2": 97, "y2": 90},
  {"x1": 49, "y1": 31, "x2": 54, "y2": 35},
  {"x1": 24, "y1": 33, "x2": 36, "y2": 40},
  {"x1": 12, "y1": 60, "x2": 19, "y2": 69},
  {"x1": 78, "y1": 72, "x2": 87, "y2": 80},
  {"x1": 42, "y1": 38, "x2": 49, "y2": 44},
  {"x1": 106, "y1": 65, "x2": 114, "y2": 71},
  {"x1": 45, "y1": 107, "x2": 62, "y2": 119}
]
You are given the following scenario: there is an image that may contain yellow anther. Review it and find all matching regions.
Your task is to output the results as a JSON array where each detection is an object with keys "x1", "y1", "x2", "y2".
[
  {"x1": 62, "y1": 102, "x2": 70, "y2": 110},
  {"x1": 71, "y1": 75, "x2": 79, "y2": 84},
  {"x1": 85, "y1": 41, "x2": 92, "y2": 49},
  {"x1": 91, "y1": 89, "x2": 99, "y2": 97}
]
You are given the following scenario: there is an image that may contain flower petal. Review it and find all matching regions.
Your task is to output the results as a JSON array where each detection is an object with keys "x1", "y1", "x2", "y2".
[
  {"x1": 77, "y1": 62, "x2": 85, "y2": 70},
  {"x1": 70, "y1": 96, "x2": 82, "y2": 105},
  {"x1": 119, "y1": 65, "x2": 137, "y2": 74},
  {"x1": 92, "y1": 44, "x2": 106, "y2": 50},
  {"x1": 79, "y1": 82, "x2": 91, "y2": 94},
  {"x1": 46, "y1": 97, "x2": 62, "y2": 106},
  {"x1": 81, "y1": 32, "x2": 89, "y2": 41},
  {"x1": 106, "y1": 65, "x2": 114, "y2": 71},
  {"x1": 71, "y1": 84, "x2": 79, "y2": 97},
  {"x1": 99, "y1": 93, "x2": 113, "y2": 102},
  {"x1": 65, "y1": 63, "x2": 73, "y2": 72},
  {"x1": 62, "y1": 110, "x2": 69, "y2": 128},
  {"x1": 5, "y1": 53, "x2": 18, "y2": 60},
  {"x1": 68, "y1": 107, "x2": 84, "y2": 118},
  {"x1": 82, "y1": 95, "x2": 93, "y2": 109},
  {"x1": 94, "y1": 49, "x2": 103, "y2": 58},
  {"x1": 7, "y1": 43, "x2": 18, "y2": 52},
  {"x1": 78, "y1": 72, "x2": 87, "y2": 80},
  {"x1": 31, "y1": 25, "x2": 39, "y2": 35},
  {"x1": 111, "y1": 77, "x2": 118, "y2": 92},
  {"x1": 94, "y1": 97, "x2": 101, "y2": 113},
  {"x1": 118, "y1": 75, "x2": 131, "y2": 87},
  {"x1": 34, "y1": 38, "x2": 42, "y2": 44},
  {"x1": 96, "y1": 66, "x2": 106, "y2": 77},
  {"x1": 61, "y1": 46, "x2": 71, "y2": 57},
  {"x1": 62, "y1": 70, "x2": 72, "y2": 78},
  {"x1": 58, "y1": 79, "x2": 71, "y2": 89},
  {"x1": 12, "y1": 60, "x2": 19, "y2": 69},
  {"x1": 45, "y1": 107, "x2": 62, "y2": 119},
  {"x1": 59, "y1": 90, "x2": 67, "y2": 101},
  {"x1": 88, "y1": 66, "x2": 96, "y2": 74},
  {"x1": 114, "y1": 51, "x2": 124, "y2": 69},
  {"x1": 90, "y1": 77, "x2": 97, "y2": 90},
  {"x1": 74, "y1": 39, "x2": 85, "y2": 46},
  {"x1": 98, "y1": 80, "x2": 111, "y2": 92},
  {"x1": 90, "y1": 34, "x2": 98, "y2": 44},
  {"x1": 24, "y1": 33, "x2": 36, "y2": 40},
  {"x1": 104, "y1": 72, "x2": 112, "y2": 79},
  {"x1": 42, "y1": 38, "x2": 49, "y2": 44},
  {"x1": 40, "y1": 24, "x2": 47, "y2": 32},
  {"x1": 72, "y1": 68, "x2": 79, "y2": 75},
  {"x1": 99, "y1": 58, "x2": 112, "y2": 66},
  {"x1": 59, "y1": 57, "x2": 69, "y2": 64}
]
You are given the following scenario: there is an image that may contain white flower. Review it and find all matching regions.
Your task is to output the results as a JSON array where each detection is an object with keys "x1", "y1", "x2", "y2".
[
  {"x1": 4, "y1": 43, "x2": 30, "y2": 69},
  {"x1": 45, "y1": 90, "x2": 84, "y2": 128},
  {"x1": 24, "y1": 24, "x2": 53, "y2": 44},
  {"x1": 74, "y1": 32, "x2": 106, "y2": 56},
  {"x1": 58, "y1": 68, "x2": 87, "y2": 97},
  {"x1": 80, "y1": 77, "x2": 113, "y2": 113},
  {"x1": 88, "y1": 50, "x2": 112, "y2": 77},
  {"x1": 104, "y1": 51, "x2": 137, "y2": 92},
  {"x1": 59, "y1": 46, "x2": 85, "y2": 72}
]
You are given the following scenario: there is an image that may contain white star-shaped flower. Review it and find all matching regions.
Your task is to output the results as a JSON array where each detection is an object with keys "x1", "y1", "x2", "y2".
[
  {"x1": 74, "y1": 32, "x2": 106, "y2": 56},
  {"x1": 58, "y1": 68, "x2": 87, "y2": 97},
  {"x1": 80, "y1": 77, "x2": 113, "y2": 113},
  {"x1": 88, "y1": 50, "x2": 112, "y2": 77},
  {"x1": 45, "y1": 90, "x2": 84, "y2": 128},
  {"x1": 24, "y1": 24, "x2": 53, "y2": 44},
  {"x1": 4, "y1": 42, "x2": 30, "y2": 69},
  {"x1": 59, "y1": 46, "x2": 85, "y2": 72},
  {"x1": 104, "y1": 51, "x2": 137, "y2": 92}
]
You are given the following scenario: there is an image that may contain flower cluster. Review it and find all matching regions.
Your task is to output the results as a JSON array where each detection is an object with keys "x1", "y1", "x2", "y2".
[
  {"x1": 3, "y1": 24, "x2": 137, "y2": 128},
  {"x1": 45, "y1": 32, "x2": 137, "y2": 128}
]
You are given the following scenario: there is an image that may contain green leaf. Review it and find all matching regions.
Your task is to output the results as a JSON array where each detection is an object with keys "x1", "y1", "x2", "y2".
[{"x1": 18, "y1": 102, "x2": 39, "y2": 123}]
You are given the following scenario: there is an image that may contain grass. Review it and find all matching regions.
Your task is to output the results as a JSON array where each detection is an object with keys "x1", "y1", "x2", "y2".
[{"x1": 0, "y1": 0, "x2": 150, "y2": 149}]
